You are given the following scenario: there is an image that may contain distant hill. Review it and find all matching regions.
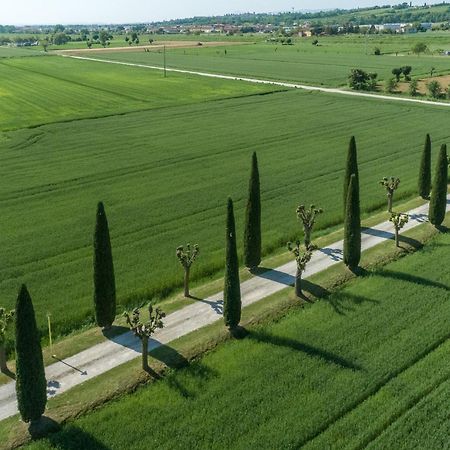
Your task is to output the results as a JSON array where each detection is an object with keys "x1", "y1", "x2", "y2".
[{"x1": 151, "y1": 3, "x2": 450, "y2": 27}]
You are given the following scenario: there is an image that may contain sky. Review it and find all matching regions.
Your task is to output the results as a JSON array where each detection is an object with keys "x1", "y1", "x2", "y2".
[{"x1": 1, "y1": 1, "x2": 444, "y2": 25}]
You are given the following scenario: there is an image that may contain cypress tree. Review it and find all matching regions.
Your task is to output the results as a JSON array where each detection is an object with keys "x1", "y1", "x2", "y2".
[
  {"x1": 223, "y1": 197, "x2": 241, "y2": 331},
  {"x1": 429, "y1": 144, "x2": 448, "y2": 227},
  {"x1": 15, "y1": 285, "x2": 47, "y2": 425},
  {"x1": 343, "y1": 136, "x2": 359, "y2": 214},
  {"x1": 418, "y1": 134, "x2": 432, "y2": 199},
  {"x1": 244, "y1": 152, "x2": 262, "y2": 270},
  {"x1": 93, "y1": 202, "x2": 116, "y2": 329},
  {"x1": 343, "y1": 174, "x2": 361, "y2": 270}
]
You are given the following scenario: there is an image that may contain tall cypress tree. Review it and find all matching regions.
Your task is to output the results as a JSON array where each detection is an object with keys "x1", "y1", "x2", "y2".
[
  {"x1": 429, "y1": 144, "x2": 448, "y2": 227},
  {"x1": 223, "y1": 197, "x2": 241, "y2": 331},
  {"x1": 343, "y1": 174, "x2": 361, "y2": 270},
  {"x1": 93, "y1": 202, "x2": 116, "y2": 329},
  {"x1": 15, "y1": 285, "x2": 47, "y2": 425},
  {"x1": 343, "y1": 136, "x2": 359, "y2": 214},
  {"x1": 244, "y1": 152, "x2": 262, "y2": 270},
  {"x1": 418, "y1": 134, "x2": 432, "y2": 199}
]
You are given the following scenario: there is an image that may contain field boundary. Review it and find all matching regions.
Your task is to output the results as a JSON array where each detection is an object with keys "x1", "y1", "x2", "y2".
[{"x1": 63, "y1": 54, "x2": 450, "y2": 108}]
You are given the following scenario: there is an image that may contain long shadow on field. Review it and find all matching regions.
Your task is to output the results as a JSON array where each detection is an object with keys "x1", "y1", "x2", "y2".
[
  {"x1": 41, "y1": 425, "x2": 111, "y2": 450},
  {"x1": 301, "y1": 280, "x2": 331, "y2": 299},
  {"x1": 374, "y1": 269, "x2": 449, "y2": 291},
  {"x1": 252, "y1": 267, "x2": 295, "y2": 286},
  {"x1": 248, "y1": 331, "x2": 362, "y2": 371},
  {"x1": 325, "y1": 291, "x2": 380, "y2": 316}
]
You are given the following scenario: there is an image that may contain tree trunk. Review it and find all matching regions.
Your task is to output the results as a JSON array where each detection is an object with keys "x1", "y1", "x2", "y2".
[
  {"x1": 304, "y1": 225, "x2": 312, "y2": 249},
  {"x1": 387, "y1": 193, "x2": 393, "y2": 212},
  {"x1": 395, "y1": 227, "x2": 400, "y2": 247},
  {"x1": 295, "y1": 268, "x2": 303, "y2": 298},
  {"x1": 142, "y1": 337, "x2": 149, "y2": 371},
  {"x1": 0, "y1": 344, "x2": 8, "y2": 374},
  {"x1": 184, "y1": 266, "x2": 190, "y2": 298}
]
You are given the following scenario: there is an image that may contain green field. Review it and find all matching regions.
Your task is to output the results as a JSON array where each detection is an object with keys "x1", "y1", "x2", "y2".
[
  {"x1": 91, "y1": 38, "x2": 450, "y2": 87},
  {"x1": 24, "y1": 228, "x2": 450, "y2": 449},
  {"x1": 0, "y1": 55, "x2": 277, "y2": 130}
]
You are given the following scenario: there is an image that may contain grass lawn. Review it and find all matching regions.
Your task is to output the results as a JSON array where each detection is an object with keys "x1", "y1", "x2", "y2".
[
  {"x1": 91, "y1": 39, "x2": 450, "y2": 87},
  {"x1": 22, "y1": 225, "x2": 450, "y2": 450},
  {"x1": 0, "y1": 55, "x2": 278, "y2": 131},
  {"x1": 1, "y1": 83, "x2": 450, "y2": 342}
]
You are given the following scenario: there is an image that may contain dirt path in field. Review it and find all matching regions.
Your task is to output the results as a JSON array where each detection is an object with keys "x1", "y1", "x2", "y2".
[
  {"x1": 1, "y1": 198, "x2": 448, "y2": 422},
  {"x1": 61, "y1": 54, "x2": 450, "y2": 108},
  {"x1": 55, "y1": 40, "x2": 248, "y2": 55}
]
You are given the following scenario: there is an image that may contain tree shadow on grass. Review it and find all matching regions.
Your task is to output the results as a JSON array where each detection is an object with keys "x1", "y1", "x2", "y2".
[
  {"x1": 41, "y1": 425, "x2": 111, "y2": 450},
  {"x1": 325, "y1": 291, "x2": 380, "y2": 316},
  {"x1": 150, "y1": 342, "x2": 218, "y2": 399},
  {"x1": 248, "y1": 331, "x2": 362, "y2": 371},
  {"x1": 373, "y1": 269, "x2": 449, "y2": 291},
  {"x1": 1, "y1": 367, "x2": 15, "y2": 380},
  {"x1": 301, "y1": 280, "x2": 332, "y2": 300},
  {"x1": 398, "y1": 235, "x2": 424, "y2": 250}
]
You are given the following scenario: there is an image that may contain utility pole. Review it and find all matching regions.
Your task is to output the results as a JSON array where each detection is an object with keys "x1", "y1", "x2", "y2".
[{"x1": 164, "y1": 45, "x2": 167, "y2": 78}]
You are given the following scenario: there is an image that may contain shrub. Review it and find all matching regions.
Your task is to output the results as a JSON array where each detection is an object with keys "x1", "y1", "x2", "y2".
[{"x1": 427, "y1": 80, "x2": 442, "y2": 99}]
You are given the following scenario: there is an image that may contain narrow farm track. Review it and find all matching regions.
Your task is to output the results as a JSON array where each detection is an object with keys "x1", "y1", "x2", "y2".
[
  {"x1": 63, "y1": 55, "x2": 450, "y2": 108},
  {"x1": 0, "y1": 198, "x2": 448, "y2": 422}
]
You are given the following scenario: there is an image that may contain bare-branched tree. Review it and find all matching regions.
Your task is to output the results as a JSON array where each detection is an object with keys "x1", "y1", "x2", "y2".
[
  {"x1": 287, "y1": 241, "x2": 313, "y2": 298},
  {"x1": 296, "y1": 204, "x2": 323, "y2": 249},
  {"x1": 380, "y1": 177, "x2": 400, "y2": 212},
  {"x1": 124, "y1": 305, "x2": 165, "y2": 371},
  {"x1": 176, "y1": 244, "x2": 200, "y2": 298},
  {"x1": 389, "y1": 213, "x2": 409, "y2": 247}
]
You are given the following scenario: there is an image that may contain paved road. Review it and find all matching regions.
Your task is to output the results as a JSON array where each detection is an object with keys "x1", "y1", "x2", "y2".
[
  {"x1": 1, "y1": 198, "x2": 448, "y2": 421},
  {"x1": 63, "y1": 54, "x2": 450, "y2": 108}
]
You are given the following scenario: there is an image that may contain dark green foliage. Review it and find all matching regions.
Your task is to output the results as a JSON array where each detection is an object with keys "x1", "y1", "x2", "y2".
[
  {"x1": 344, "y1": 174, "x2": 361, "y2": 269},
  {"x1": 93, "y1": 202, "x2": 116, "y2": 329},
  {"x1": 344, "y1": 136, "x2": 359, "y2": 214},
  {"x1": 429, "y1": 144, "x2": 448, "y2": 227},
  {"x1": 419, "y1": 134, "x2": 432, "y2": 199},
  {"x1": 244, "y1": 152, "x2": 262, "y2": 270},
  {"x1": 348, "y1": 69, "x2": 377, "y2": 91},
  {"x1": 223, "y1": 198, "x2": 241, "y2": 331},
  {"x1": 15, "y1": 285, "x2": 47, "y2": 424}
]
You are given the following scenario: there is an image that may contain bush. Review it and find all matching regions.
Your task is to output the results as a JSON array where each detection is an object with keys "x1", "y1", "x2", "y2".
[
  {"x1": 374, "y1": 47, "x2": 381, "y2": 55},
  {"x1": 427, "y1": 80, "x2": 442, "y2": 99},
  {"x1": 348, "y1": 69, "x2": 378, "y2": 91},
  {"x1": 385, "y1": 78, "x2": 398, "y2": 94},
  {"x1": 409, "y1": 79, "x2": 419, "y2": 97}
]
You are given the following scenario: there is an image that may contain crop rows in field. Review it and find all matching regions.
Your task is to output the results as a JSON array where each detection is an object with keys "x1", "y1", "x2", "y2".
[
  {"x1": 24, "y1": 226, "x2": 450, "y2": 450},
  {"x1": 1, "y1": 83, "x2": 450, "y2": 339},
  {"x1": 0, "y1": 56, "x2": 278, "y2": 131},
  {"x1": 91, "y1": 41, "x2": 450, "y2": 87}
]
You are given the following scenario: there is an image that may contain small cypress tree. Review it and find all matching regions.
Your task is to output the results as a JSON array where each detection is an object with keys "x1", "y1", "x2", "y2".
[
  {"x1": 93, "y1": 202, "x2": 116, "y2": 329},
  {"x1": 244, "y1": 152, "x2": 262, "y2": 270},
  {"x1": 429, "y1": 144, "x2": 448, "y2": 227},
  {"x1": 343, "y1": 136, "x2": 359, "y2": 214},
  {"x1": 223, "y1": 198, "x2": 241, "y2": 332},
  {"x1": 15, "y1": 285, "x2": 47, "y2": 425},
  {"x1": 418, "y1": 134, "x2": 432, "y2": 199},
  {"x1": 343, "y1": 174, "x2": 361, "y2": 270}
]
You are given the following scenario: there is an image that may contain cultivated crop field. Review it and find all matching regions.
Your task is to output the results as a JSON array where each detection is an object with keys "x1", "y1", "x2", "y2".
[
  {"x1": 1, "y1": 70, "x2": 450, "y2": 341},
  {"x1": 89, "y1": 38, "x2": 450, "y2": 87},
  {"x1": 24, "y1": 229, "x2": 450, "y2": 449},
  {"x1": 0, "y1": 55, "x2": 277, "y2": 130}
]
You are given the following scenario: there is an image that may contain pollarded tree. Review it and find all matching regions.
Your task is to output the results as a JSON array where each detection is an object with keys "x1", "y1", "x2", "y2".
[
  {"x1": 244, "y1": 152, "x2": 262, "y2": 270},
  {"x1": 287, "y1": 241, "x2": 313, "y2": 297},
  {"x1": 176, "y1": 244, "x2": 199, "y2": 298},
  {"x1": 15, "y1": 285, "x2": 47, "y2": 426},
  {"x1": 379, "y1": 177, "x2": 401, "y2": 212},
  {"x1": 93, "y1": 202, "x2": 116, "y2": 330},
  {"x1": 0, "y1": 307, "x2": 14, "y2": 374},
  {"x1": 123, "y1": 304, "x2": 165, "y2": 371},
  {"x1": 344, "y1": 174, "x2": 361, "y2": 270},
  {"x1": 389, "y1": 213, "x2": 409, "y2": 247},
  {"x1": 418, "y1": 134, "x2": 432, "y2": 199},
  {"x1": 429, "y1": 144, "x2": 449, "y2": 227},
  {"x1": 223, "y1": 198, "x2": 241, "y2": 333},
  {"x1": 296, "y1": 204, "x2": 323, "y2": 249},
  {"x1": 343, "y1": 136, "x2": 359, "y2": 214}
]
